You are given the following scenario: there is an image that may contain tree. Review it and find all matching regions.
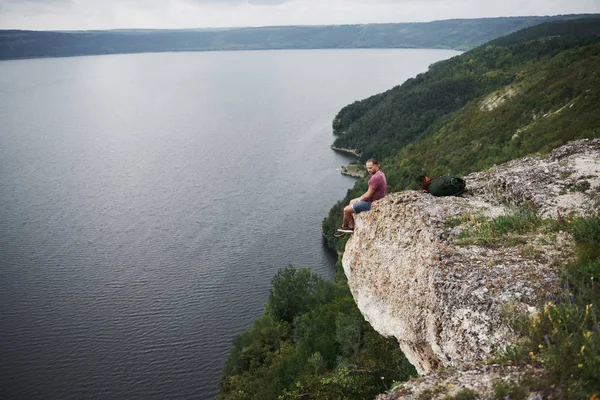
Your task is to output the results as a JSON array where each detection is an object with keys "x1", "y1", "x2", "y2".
[{"x1": 265, "y1": 266, "x2": 332, "y2": 323}]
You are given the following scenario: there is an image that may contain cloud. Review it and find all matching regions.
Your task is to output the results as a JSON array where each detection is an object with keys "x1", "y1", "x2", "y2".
[
  {"x1": 0, "y1": 0, "x2": 72, "y2": 18},
  {"x1": 248, "y1": 0, "x2": 294, "y2": 4},
  {"x1": 2, "y1": 0, "x2": 71, "y2": 4},
  {"x1": 187, "y1": 0, "x2": 294, "y2": 4},
  {"x1": 0, "y1": 0, "x2": 598, "y2": 30}
]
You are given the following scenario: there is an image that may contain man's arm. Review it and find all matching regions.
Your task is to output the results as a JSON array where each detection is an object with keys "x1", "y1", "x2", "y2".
[{"x1": 350, "y1": 187, "x2": 375, "y2": 204}]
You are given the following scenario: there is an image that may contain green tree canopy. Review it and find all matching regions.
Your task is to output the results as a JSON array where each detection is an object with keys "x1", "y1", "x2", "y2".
[{"x1": 265, "y1": 266, "x2": 333, "y2": 323}]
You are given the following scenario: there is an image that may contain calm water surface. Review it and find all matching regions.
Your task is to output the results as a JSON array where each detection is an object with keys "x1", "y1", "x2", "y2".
[{"x1": 0, "y1": 49, "x2": 459, "y2": 399}]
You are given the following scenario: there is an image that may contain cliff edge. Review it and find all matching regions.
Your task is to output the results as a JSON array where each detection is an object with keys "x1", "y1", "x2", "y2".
[{"x1": 342, "y1": 140, "x2": 600, "y2": 384}]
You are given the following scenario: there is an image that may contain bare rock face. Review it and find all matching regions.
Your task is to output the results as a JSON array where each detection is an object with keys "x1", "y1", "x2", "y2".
[
  {"x1": 342, "y1": 139, "x2": 599, "y2": 375},
  {"x1": 479, "y1": 85, "x2": 520, "y2": 112},
  {"x1": 467, "y1": 139, "x2": 600, "y2": 218},
  {"x1": 377, "y1": 364, "x2": 547, "y2": 400}
]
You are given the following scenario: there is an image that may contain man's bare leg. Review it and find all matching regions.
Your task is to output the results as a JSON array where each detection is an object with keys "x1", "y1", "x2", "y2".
[{"x1": 343, "y1": 205, "x2": 355, "y2": 229}]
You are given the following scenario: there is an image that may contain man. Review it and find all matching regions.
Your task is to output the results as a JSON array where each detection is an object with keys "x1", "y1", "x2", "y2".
[{"x1": 335, "y1": 158, "x2": 386, "y2": 236}]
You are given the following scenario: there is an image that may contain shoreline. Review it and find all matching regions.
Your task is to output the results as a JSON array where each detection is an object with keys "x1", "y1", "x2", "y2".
[
  {"x1": 337, "y1": 164, "x2": 366, "y2": 178},
  {"x1": 330, "y1": 145, "x2": 360, "y2": 157}
]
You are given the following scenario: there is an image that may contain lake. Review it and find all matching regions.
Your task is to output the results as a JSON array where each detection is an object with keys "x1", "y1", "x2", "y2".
[{"x1": 0, "y1": 48, "x2": 459, "y2": 399}]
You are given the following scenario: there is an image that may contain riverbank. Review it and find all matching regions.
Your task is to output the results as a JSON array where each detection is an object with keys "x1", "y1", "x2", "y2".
[
  {"x1": 330, "y1": 145, "x2": 360, "y2": 157},
  {"x1": 337, "y1": 164, "x2": 366, "y2": 178}
]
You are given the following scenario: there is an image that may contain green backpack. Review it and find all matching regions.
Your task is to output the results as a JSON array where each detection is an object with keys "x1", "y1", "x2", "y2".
[{"x1": 417, "y1": 174, "x2": 467, "y2": 196}]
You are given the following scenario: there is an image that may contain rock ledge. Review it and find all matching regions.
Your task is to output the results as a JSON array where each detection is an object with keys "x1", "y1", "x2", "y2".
[{"x1": 342, "y1": 139, "x2": 600, "y2": 376}]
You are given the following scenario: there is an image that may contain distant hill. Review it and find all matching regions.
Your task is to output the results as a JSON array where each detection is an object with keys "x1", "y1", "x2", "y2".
[{"x1": 0, "y1": 15, "x2": 596, "y2": 60}]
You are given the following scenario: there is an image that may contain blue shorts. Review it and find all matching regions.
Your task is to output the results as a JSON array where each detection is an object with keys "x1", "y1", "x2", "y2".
[{"x1": 352, "y1": 200, "x2": 371, "y2": 213}]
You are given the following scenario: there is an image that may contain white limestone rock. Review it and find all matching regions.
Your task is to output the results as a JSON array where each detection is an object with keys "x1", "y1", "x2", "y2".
[
  {"x1": 342, "y1": 139, "x2": 600, "y2": 375},
  {"x1": 377, "y1": 364, "x2": 548, "y2": 400}
]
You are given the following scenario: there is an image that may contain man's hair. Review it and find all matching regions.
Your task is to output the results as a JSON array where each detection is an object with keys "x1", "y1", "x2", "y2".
[{"x1": 366, "y1": 158, "x2": 379, "y2": 165}]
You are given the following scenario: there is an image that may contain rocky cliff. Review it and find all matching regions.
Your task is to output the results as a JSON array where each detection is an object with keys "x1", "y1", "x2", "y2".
[{"x1": 342, "y1": 139, "x2": 600, "y2": 394}]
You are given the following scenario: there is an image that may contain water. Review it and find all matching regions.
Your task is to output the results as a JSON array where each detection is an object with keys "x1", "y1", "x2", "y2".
[{"x1": 0, "y1": 48, "x2": 459, "y2": 399}]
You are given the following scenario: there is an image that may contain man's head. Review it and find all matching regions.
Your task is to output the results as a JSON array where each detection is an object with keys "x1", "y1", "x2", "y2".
[{"x1": 365, "y1": 158, "x2": 380, "y2": 175}]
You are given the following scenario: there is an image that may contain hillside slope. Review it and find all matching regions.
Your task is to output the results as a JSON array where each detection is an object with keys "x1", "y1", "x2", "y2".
[
  {"x1": 324, "y1": 17, "x2": 600, "y2": 250},
  {"x1": 332, "y1": 17, "x2": 600, "y2": 164}
]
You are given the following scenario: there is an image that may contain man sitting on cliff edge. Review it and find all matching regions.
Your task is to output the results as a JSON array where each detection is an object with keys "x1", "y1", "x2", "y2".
[{"x1": 335, "y1": 158, "x2": 386, "y2": 237}]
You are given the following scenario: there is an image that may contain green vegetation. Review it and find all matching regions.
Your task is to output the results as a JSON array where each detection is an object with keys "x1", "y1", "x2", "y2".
[
  {"x1": 491, "y1": 214, "x2": 600, "y2": 398},
  {"x1": 490, "y1": 376, "x2": 539, "y2": 400},
  {"x1": 219, "y1": 17, "x2": 600, "y2": 399},
  {"x1": 0, "y1": 16, "x2": 591, "y2": 60},
  {"x1": 451, "y1": 388, "x2": 478, "y2": 400},
  {"x1": 439, "y1": 210, "x2": 600, "y2": 397},
  {"x1": 455, "y1": 209, "x2": 546, "y2": 247},
  {"x1": 217, "y1": 266, "x2": 416, "y2": 399},
  {"x1": 324, "y1": 16, "x2": 600, "y2": 239},
  {"x1": 333, "y1": 17, "x2": 600, "y2": 160}
]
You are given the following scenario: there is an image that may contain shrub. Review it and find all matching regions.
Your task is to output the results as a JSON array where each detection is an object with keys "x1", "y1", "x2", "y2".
[{"x1": 265, "y1": 266, "x2": 333, "y2": 323}]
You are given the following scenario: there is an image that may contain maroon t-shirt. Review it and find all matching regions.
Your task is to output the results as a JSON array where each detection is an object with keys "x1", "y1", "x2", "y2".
[{"x1": 368, "y1": 170, "x2": 387, "y2": 202}]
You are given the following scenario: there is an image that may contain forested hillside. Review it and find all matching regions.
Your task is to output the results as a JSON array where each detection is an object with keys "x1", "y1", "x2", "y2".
[
  {"x1": 219, "y1": 17, "x2": 600, "y2": 399},
  {"x1": 217, "y1": 267, "x2": 416, "y2": 399},
  {"x1": 325, "y1": 16, "x2": 600, "y2": 249},
  {"x1": 0, "y1": 15, "x2": 592, "y2": 60}
]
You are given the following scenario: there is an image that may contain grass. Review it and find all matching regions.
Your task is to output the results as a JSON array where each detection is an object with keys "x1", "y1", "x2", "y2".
[
  {"x1": 448, "y1": 388, "x2": 478, "y2": 399},
  {"x1": 518, "y1": 244, "x2": 545, "y2": 261},
  {"x1": 454, "y1": 209, "x2": 600, "y2": 396},
  {"x1": 445, "y1": 216, "x2": 463, "y2": 228},
  {"x1": 416, "y1": 383, "x2": 448, "y2": 400},
  {"x1": 450, "y1": 201, "x2": 595, "y2": 249},
  {"x1": 489, "y1": 373, "x2": 552, "y2": 400},
  {"x1": 570, "y1": 215, "x2": 600, "y2": 263},
  {"x1": 454, "y1": 208, "x2": 548, "y2": 247},
  {"x1": 491, "y1": 379, "x2": 529, "y2": 400},
  {"x1": 572, "y1": 180, "x2": 591, "y2": 193}
]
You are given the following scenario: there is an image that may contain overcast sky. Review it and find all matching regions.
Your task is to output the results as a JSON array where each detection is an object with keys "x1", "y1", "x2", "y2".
[{"x1": 0, "y1": 0, "x2": 599, "y2": 31}]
